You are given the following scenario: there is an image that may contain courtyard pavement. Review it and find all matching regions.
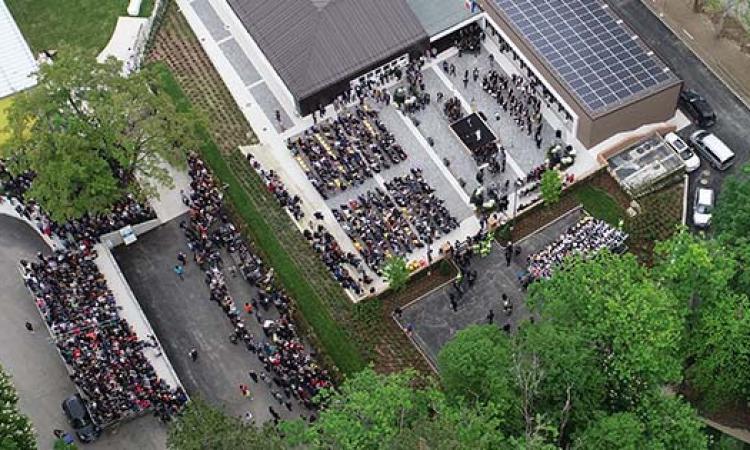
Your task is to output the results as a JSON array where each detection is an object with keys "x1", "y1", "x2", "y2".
[
  {"x1": 399, "y1": 208, "x2": 583, "y2": 368},
  {"x1": 113, "y1": 214, "x2": 310, "y2": 425},
  {"x1": 0, "y1": 215, "x2": 168, "y2": 450}
]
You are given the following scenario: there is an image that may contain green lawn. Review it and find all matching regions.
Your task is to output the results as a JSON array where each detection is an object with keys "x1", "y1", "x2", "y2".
[
  {"x1": 154, "y1": 63, "x2": 367, "y2": 376},
  {"x1": 6, "y1": 0, "x2": 154, "y2": 56},
  {"x1": 574, "y1": 185, "x2": 625, "y2": 225}
]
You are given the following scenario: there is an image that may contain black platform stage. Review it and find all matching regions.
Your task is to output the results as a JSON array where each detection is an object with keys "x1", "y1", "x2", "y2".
[{"x1": 450, "y1": 113, "x2": 496, "y2": 153}]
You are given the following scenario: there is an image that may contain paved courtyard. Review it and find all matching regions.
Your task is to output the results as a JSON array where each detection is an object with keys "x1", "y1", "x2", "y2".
[
  {"x1": 399, "y1": 208, "x2": 583, "y2": 368},
  {"x1": 114, "y1": 214, "x2": 310, "y2": 425},
  {"x1": 0, "y1": 215, "x2": 167, "y2": 450}
]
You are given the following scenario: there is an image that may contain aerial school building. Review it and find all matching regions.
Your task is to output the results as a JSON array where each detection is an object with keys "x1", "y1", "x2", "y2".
[{"x1": 226, "y1": 0, "x2": 681, "y2": 147}]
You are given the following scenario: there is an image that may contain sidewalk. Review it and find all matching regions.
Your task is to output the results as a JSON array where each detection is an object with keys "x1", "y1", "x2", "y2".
[{"x1": 642, "y1": 0, "x2": 750, "y2": 106}]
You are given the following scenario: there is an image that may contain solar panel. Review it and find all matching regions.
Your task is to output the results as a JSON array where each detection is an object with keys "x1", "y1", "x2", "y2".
[{"x1": 491, "y1": 0, "x2": 678, "y2": 114}]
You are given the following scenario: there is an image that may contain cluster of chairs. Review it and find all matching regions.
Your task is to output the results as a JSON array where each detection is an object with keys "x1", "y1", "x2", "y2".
[
  {"x1": 333, "y1": 169, "x2": 458, "y2": 272},
  {"x1": 287, "y1": 106, "x2": 407, "y2": 198},
  {"x1": 526, "y1": 216, "x2": 628, "y2": 281}
]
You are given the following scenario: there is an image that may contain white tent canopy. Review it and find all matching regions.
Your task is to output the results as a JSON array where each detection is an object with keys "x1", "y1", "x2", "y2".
[{"x1": 0, "y1": 0, "x2": 38, "y2": 99}]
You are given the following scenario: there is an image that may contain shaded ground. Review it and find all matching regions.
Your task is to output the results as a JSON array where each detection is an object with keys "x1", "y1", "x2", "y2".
[
  {"x1": 0, "y1": 215, "x2": 167, "y2": 450},
  {"x1": 113, "y1": 214, "x2": 307, "y2": 424},
  {"x1": 400, "y1": 209, "x2": 582, "y2": 367}
]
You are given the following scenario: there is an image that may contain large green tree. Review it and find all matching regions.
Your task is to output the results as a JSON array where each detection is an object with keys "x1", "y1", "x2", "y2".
[
  {"x1": 528, "y1": 252, "x2": 686, "y2": 409},
  {"x1": 0, "y1": 365, "x2": 35, "y2": 450},
  {"x1": 293, "y1": 368, "x2": 436, "y2": 450},
  {"x1": 167, "y1": 398, "x2": 282, "y2": 450},
  {"x1": 3, "y1": 48, "x2": 199, "y2": 221},
  {"x1": 655, "y1": 231, "x2": 750, "y2": 410},
  {"x1": 713, "y1": 166, "x2": 750, "y2": 246},
  {"x1": 573, "y1": 394, "x2": 707, "y2": 450}
]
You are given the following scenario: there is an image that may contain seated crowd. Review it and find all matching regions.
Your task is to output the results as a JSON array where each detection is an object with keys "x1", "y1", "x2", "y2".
[
  {"x1": 245, "y1": 154, "x2": 304, "y2": 221},
  {"x1": 184, "y1": 153, "x2": 331, "y2": 413},
  {"x1": 242, "y1": 155, "x2": 365, "y2": 295},
  {"x1": 20, "y1": 249, "x2": 187, "y2": 425},
  {"x1": 287, "y1": 105, "x2": 407, "y2": 198},
  {"x1": 385, "y1": 168, "x2": 459, "y2": 244},
  {"x1": 334, "y1": 187, "x2": 421, "y2": 272},
  {"x1": 526, "y1": 216, "x2": 628, "y2": 280},
  {"x1": 334, "y1": 169, "x2": 458, "y2": 272}
]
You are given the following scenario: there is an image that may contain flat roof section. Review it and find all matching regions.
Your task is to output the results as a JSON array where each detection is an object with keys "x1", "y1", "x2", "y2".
[
  {"x1": 227, "y1": 0, "x2": 427, "y2": 101},
  {"x1": 489, "y1": 0, "x2": 680, "y2": 117},
  {"x1": 607, "y1": 134, "x2": 684, "y2": 197},
  {"x1": 406, "y1": 0, "x2": 479, "y2": 36},
  {"x1": 0, "y1": 0, "x2": 38, "y2": 99}
]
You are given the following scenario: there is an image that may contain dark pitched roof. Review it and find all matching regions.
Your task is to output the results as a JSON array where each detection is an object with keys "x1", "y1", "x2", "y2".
[{"x1": 227, "y1": 0, "x2": 428, "y2": 100}]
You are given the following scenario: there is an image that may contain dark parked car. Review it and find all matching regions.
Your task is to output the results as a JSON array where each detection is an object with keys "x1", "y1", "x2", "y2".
[
  {"x1": 679, "y1": 89, "x2": 716, "y2": 127},
  {"x1": 61, "y1": 394, "x2": 100, "y2": 443}
]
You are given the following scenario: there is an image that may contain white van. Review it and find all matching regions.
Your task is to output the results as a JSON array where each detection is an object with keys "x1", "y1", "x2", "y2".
[{"x1": 689, "y1": 130, "x2": 736, "y2": 171}]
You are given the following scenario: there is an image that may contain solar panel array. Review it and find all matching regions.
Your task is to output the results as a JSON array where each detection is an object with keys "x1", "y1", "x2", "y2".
[{"x1": 492, "y1": 0, "x2": 677, "y2": 114}]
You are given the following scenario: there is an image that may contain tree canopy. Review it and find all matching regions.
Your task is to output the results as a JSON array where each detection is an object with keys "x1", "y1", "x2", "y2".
[
  {"x1": 0, "y1": 365, "x2": 35, "y2": 450},
  {"x1": 2, "y1": 48, "x2": 199, "y2": 221},
  {"x1": 528, "y1": 251, "x2": 686, "y2": 409}
]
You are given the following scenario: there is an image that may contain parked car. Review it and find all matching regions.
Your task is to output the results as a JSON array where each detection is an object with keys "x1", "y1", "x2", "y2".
[
  {"x1": 664, "y1": 132, "x2": 700, "y2": 172},
  {"x1": 689, "y1": 129, "x2": 736, "y2": 171},
  {"x1": 693, "y1": 187, "x2": 714, "y2": 228},
  {"x1": 61, "y1": 394, "x2": 100, "y2": 443},
  {"x1": 679, "y1": 89, "x2": 716, "y2": 128}
]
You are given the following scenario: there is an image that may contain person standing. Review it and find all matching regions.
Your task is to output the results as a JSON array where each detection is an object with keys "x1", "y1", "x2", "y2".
[
  {"x1": 173, "y1": 264, "x2": 185, "y2": 281},
  {"x1": 188, "y1": 347, "x2": 198, "y2": 362},
  {"x1": 177, "y1": 251, "x2": 187, "y2": 266},
  {"x1": 505, "y1": 242, "x2": 513, "y2": 267},
  {"x1": 449, "y1": 294, "x2": 458, "y2": 312},
  {"x1": 486, "y1": 309, "x2": 495, "y2": 325}
]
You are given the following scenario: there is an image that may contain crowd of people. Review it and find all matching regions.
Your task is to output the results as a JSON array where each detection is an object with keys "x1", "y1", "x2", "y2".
[
  {"x1": 334, "y1": 187, "x2": 422, "y2": 272},
  {"x1": 385, "y1": 168, "x2": 458, "y2": 244},
  {"x1": 481, "y1": 70, "x2": 545, "y2": 149},
  {"x1": 1, "y1": 160, "x2": 157, "y2": 245},
  {"x1": 287, "y1": 106, "x2": 407, "y2": 198},
  {"x1": 526, "y1": 216, "x2": 628, "y2": 280},
  {"x1": 245, "y1": 153, "x2": 304, "y2": 221},
  {"x1": 20, "y1": 249, "x2": 187, "y2": 425},
  {"x1": 333, "y1": 169, "x2": 458, "y2": 272},
  {"x1": 184, "y1": 153, "x2": 331, "y2": 415},
  {"x1": 243, "y1": 154, "x2": 367, "y2": 295},
  {"x1": 304, "y1": 223, "x2": 367, "y2": 296},
  {"x1": 486, "y1": 25, "x2": 573, "y2": 124},
  {"x1": 443, "y1": 97, "x2": 463, "y2": 122}
]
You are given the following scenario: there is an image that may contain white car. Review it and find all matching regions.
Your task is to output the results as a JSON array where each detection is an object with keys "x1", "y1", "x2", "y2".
[
  {"x1": 664, "y1": 132, "x2": 700, "y2": 173},
  {"x1": 693, "y1": 188, "x2": 714, "y2": 228}
]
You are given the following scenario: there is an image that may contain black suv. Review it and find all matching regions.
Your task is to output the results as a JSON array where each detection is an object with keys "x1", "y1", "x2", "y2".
[
  {"x1": 679, "y1": 89, "x2": 716, "y2": 128},
  {"x1": 61, "y1": 394, "x2": 100, "y2": 443}
]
